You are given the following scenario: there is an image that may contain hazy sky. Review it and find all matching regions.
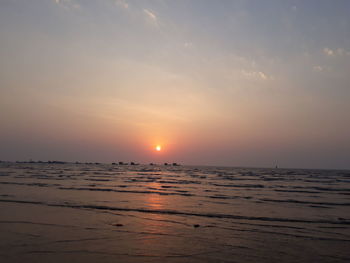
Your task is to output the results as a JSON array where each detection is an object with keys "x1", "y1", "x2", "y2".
[{"x1": 1, "y1": 0, "x2": 350, "y2": 169}]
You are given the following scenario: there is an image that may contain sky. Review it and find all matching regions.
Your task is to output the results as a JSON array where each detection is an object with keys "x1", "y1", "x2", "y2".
[{"x1": 0, "y1": 0, "x2": 350, "y2": 169}]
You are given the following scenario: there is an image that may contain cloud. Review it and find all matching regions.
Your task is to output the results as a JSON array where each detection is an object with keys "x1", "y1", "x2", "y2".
[
  {"x1": 313, "y1": 65, "x2": 324, "y2": 72},
  {"x1": 115, "y1": 0, "x2": 128, "y2": 9},
  {"x1": 54, "y1": 0, "x2": 80, "y2": 9},
  {"x1": 258, "y1": 71, "x2": 268, "y2": 80},
  {"x1": 335, "y1": 48, "x2": 350, "y2": 56},
  {"x1": 323, "y1": 47, "x2": 350, "y2": 57},
  {"x1": 184, "y1": 42, "x2": 193, "y2": 48},
  {"x1": 240, "y1": 70, "x2": 273, "y2": 81},
  {"x1": 323, "y1": 48, "x2": 334, "y2": 56},
  {"x1": 143, "y1": 9, "x2": 157, "y2": 22}
]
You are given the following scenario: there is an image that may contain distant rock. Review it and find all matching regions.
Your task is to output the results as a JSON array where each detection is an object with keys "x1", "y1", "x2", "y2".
[{"x1": 48, "y1": 161, "x2": 66, "y2": 164}]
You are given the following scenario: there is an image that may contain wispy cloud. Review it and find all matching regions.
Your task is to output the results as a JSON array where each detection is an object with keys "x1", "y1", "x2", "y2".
[
  {"x1": 143, "y1": 9, "x2": 157, "y2": 22},
  {"x1": 323, "y1": 47, "x2": 350, "y2": 57},
  {"x1": 323, "y1": 48, "x2": 334, "y2": 56},
  {"x1": 240, "y1": 70, "x2": 273, "y2": 81},
  {"x1": 115, "y1": 0, "x2": 128, "y2": 9},
  {"x1": 54, "y1": 0, "x2": 80, "y2": 9},
  {"x1": 184, "y1": 42, "x2": 193, "y2": 48},
  {"x1": 313, "y1": 65, "x2": 324, "y2": 72},
  {"x1": 335, "y1": 48, "x2": 350, "y2": 56}
]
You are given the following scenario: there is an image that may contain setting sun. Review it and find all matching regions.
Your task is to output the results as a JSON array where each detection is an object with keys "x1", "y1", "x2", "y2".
[{"x1": 155, "y1": 145, "x2": 162, "y2": 151}]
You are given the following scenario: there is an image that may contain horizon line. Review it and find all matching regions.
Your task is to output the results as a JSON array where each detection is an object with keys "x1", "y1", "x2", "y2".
[{"x1": 1, "y1": 159, "x2": 349, "y2": 171}]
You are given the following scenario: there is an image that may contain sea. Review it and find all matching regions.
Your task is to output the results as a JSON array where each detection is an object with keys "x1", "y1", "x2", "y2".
[{"x1": 0, "y1": 162, "x2": 349, "y2": 262}]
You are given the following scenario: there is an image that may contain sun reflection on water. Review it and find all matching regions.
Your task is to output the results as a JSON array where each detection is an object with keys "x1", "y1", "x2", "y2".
[{"x1": 145, "y1": 181, "x2": 165, "y2": 207}]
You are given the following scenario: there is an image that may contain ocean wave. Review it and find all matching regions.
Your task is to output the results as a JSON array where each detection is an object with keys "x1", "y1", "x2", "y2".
[{"x1": 1, "y1": 198, "x2": 349, "y2": 226}]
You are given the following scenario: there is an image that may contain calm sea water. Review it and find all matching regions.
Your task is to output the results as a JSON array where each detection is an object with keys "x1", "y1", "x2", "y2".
[{"x1": 0, "y1": 163, "x2": 349, "y2": 262}]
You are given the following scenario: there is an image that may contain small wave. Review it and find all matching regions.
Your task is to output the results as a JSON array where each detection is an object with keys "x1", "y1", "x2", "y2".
[
  {"x1": 84, "y1": 179, "x2": 111, "y2": 182},
  {"x1": 58, "y1": 187, "x2": 194, "y2": 197},
  {"x1": 1, "y1": 198, "x2": 349, "y2": 226},
  {"x1": 260, "y1": 198, "x2": 350, "y2": 207},
  {"x1": 0, "y1": 181, "x2": 61, "y2": 187},
  {"x1": 274, "y1": 189, "x2": 321, "y2": 194},
  {"x1": 158, "y1": 180, "x2": 201, "y2": 185},
  {"x1": 211, "y1": 183, "x2": 265, "y2": 188}
]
